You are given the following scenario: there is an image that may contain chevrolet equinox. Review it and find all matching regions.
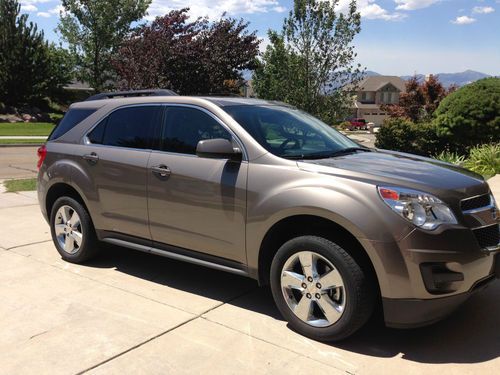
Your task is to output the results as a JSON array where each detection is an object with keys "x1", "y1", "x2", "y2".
[{"x1": 37, "y1": 90, "x2": 500, "y2": 341}]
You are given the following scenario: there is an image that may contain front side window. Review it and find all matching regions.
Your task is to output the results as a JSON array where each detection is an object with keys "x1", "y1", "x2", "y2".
[
  {"x1": 224, "y1": 105, "x2": 360, "y2": 159},
  {"x1": 88, "y1": 106, "x2": 160, "y2": 149},
  {"x1": 161, "y1": 106, "x2": 231, "y2": 154}
]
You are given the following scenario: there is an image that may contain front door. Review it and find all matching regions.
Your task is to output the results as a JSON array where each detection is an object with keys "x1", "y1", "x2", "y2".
[{"x1": 147, "y1": 105, "x2": 247, "y2": 263}]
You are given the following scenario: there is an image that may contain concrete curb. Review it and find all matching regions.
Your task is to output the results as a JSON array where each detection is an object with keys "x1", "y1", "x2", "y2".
[{"x1": 0, "y1": 144, "x2": 43, "y2": 148}]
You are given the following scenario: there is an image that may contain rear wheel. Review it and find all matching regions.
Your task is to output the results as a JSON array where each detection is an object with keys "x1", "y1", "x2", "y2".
[
  {"x1": 270, "y1": 235, "x2": 375, "y2": 341},
  {"x1": 50, "y1": 196, "x2": 99, "y2": 263}
]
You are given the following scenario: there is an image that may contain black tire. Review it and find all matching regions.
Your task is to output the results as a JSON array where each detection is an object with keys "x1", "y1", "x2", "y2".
[
  {"x1": 50, "y1": 196, "x2": 99, "y2": 263},
  {"x1": 270, "y1": 235, "x2": 375, "y2": 341}
]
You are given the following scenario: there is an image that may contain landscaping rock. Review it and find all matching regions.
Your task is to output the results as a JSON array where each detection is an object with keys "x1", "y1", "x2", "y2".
[
  {"x1": 21, "y1": 114, "x2": 33, "y2": 122},
  {"x1": 0, "y1": 106, "x2": 53, "y2": 123},
  {"x1": 0, "y1": 114, "x2": 23, "y2": 123}
]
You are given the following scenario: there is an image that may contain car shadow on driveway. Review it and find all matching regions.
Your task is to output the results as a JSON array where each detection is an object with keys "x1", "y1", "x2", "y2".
[
  {"x1": 83, "y1": 244, "x2": 500, "y2": 365},
  {"x1": 335, "y1": 282, "x2": 500, "y2": 364}
]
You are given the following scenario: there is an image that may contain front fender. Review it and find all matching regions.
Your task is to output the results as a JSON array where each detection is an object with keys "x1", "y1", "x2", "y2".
[{"x1": 245, "y1": 162, "x2": 413, "y2": 293}]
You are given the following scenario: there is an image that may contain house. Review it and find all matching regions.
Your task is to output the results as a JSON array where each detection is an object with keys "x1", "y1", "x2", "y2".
[{"x1": 349, "y1": 76, "x2": 406, "y2": 125}]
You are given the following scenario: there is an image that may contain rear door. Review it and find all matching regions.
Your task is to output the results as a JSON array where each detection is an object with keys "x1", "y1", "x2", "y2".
[
  {"x1": 76, "y1": 105, "x2": 162, "y2": 240},
  {"x1": 147, "y1": 105, "x2": 248, "y2": 263}
]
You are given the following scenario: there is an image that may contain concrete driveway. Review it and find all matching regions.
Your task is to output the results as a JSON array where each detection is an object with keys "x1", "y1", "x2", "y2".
[{"x1": 1, "y1": 180, "x2": 500, "y2": 374}]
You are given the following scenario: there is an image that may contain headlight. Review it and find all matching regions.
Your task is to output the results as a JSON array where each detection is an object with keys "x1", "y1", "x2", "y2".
[{"x1": 377, "y1": 186, "x2": 457, "y2": 230}]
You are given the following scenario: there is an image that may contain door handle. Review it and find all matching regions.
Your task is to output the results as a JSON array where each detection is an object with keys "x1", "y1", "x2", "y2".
[
  {"x1": 151, "y1": 165, "x2": 171, "y2": 178},
  {"x1": 83, "y1": 152, "x2": 99, "y2": 164}
]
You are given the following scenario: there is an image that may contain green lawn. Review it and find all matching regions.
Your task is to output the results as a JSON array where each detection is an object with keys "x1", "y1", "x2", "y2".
[
  {"x1": 0, "y1": 139, "x2": 45, "y2": 145},
  {"x1": 0, "y1": 122, "x2": 54, "y2": 136},
  {"x1": 3, "y1": 178, "x2": 37, "y2": 192}
]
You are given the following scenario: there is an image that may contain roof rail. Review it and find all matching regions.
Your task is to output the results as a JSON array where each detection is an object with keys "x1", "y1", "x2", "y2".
[{"x1": 85, "y1": 89, "x2": 177, "y2": 101}]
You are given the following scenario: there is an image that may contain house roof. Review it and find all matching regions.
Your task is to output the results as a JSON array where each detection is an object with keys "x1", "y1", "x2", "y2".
[{"x1": 358, "y1": 76, "x2": 405, "y2": 92}]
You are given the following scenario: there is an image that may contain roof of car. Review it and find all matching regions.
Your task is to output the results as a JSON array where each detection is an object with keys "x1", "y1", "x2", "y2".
[
  {"x1": 199, "y1": 97, "x2": 286, "y2": 107},
  {"x1": 70, "y1": 95, "x2": 291, "y2": 110}
]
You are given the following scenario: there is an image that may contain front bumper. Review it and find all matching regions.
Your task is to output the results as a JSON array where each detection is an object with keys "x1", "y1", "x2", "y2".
[
  {"x1": 362, "y1": 225, "x2": 499, "y2": 328},
  {"x1": 383, "y1": 269, "x2": 498, "y2": 328}
]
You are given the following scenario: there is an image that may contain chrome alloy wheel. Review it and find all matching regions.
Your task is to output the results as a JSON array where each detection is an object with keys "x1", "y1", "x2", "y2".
[
  {"x1": 54, "y1": 205, "x2": 82, "y2": 254},
  {"x1": 280, "y1": 251, "x2": 346, "y2": 327}
]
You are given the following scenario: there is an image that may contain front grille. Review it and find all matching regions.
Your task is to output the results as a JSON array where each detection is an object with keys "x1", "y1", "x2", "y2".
[
  {"x1": 473, "y1": 224, "x2": 500, "y2": 249},
  {"x1": 461, "y1": 194, "x2": 492, "y2": 211}
]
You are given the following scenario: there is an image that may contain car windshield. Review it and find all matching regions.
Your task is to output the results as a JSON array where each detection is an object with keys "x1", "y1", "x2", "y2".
[{"x1": 224, "y1": 105, "x2": 365, "y2": 159}]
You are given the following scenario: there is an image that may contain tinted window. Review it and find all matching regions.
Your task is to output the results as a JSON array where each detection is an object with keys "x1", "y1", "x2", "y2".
[
  {"x1": 162, "y1": 107, "x2": 231, "y2": 154},
  {"x1": 102, "y1": 106, "x2": 160, "y2": 149},
  {"x1": 224, "y1": 105, "x2": 358, "y2": 159},
  {"x1": 49, "y1": 108, "x2": 96, "y2": 140},
  {"x1": 87, "y1": 120, "x2": 105, "y2": 144}
]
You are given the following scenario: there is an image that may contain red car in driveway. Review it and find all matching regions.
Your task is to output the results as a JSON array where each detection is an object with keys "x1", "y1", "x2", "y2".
[{"x1": 348, "y1": 118, "x2": 367, "y2": 130}]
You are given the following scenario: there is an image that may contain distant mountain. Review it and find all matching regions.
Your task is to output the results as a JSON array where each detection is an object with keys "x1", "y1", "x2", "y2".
[
  {"x1": 365, "y1": 70, "x2": 381, "y2": 77},
  {"x1": 435, "y1": 70, "x2": 491, "y2": 87},
  {"x1": 398, "y1": 70, "x2": 492, "y2": 87}
]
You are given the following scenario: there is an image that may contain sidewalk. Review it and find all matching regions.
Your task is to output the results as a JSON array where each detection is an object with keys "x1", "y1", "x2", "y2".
[{"x1": 0, "y1": 136, "x2": 47, "y2": 139}]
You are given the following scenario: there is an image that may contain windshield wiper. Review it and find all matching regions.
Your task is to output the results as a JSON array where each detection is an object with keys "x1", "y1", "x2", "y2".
[
  {"x1": 327, "y1": 147, "x2": 371, "y2": 157},
  {"x1": 283, "y1": 147, "x2": 371, "y2": 160}
]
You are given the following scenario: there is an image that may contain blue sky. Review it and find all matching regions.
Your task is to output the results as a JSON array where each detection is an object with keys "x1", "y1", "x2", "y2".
[{"x1": 20, "y1": 0, "x2": 500, "y2": 76}]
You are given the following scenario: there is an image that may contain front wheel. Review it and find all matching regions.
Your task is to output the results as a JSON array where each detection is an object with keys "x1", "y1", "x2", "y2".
[
  {"x1": 50, "y1": 196, "x2": 99, "y2": 263},
  {"x1": 270, "y1": 236, "x2": 375, "y2": 341}
]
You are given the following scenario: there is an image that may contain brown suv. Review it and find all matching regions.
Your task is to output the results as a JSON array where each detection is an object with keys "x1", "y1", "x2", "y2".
[{"x1": 37, "y1": 90, "x2": 500, "y2": 341}]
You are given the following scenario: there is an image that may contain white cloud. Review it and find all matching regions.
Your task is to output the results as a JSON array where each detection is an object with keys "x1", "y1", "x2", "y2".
[
  {"x1": 394, "y1": 0, "x2": 440, "y2": 11},
  {"x1": 452, "y1": 15, "x2": 477, "y2": 25},
  {"x1": 473, "y1": 6, "x2": 495, "y2": 14},
  {"x1": 48, "y1": 5, "x2": 64, "y2": 15},
  {"x1": 21, "y1": 0, "x2": 55, "y2": 8},
  {"x1": 21, "y1": 4, "x2": 37, "y2": 12},
  {"x1": 21, "y1": 0, "x2": 57, "y2": 14},
  {"x1": 361, "y1": 3, "x2": 406, "y2": 20},
  {"x1": 337, "y1": 0, "x2": 405, "y2": 21},
  {"x1": 147, "y1": 0, "x2": 285, "y2": 20},
  {"x1": 273, "y1": 6, "x2": 287, "y2": 13},
  {"x1": 32, "y1": 4, "x2": 64, "y2": 18}
]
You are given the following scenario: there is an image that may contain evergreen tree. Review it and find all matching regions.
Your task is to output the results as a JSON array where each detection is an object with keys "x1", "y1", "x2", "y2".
[{"x1": 0, "y1": 0, "x2": 56, "y2": 105}]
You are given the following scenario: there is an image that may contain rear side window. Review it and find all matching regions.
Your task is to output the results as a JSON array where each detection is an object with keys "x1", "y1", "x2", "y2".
[
  {"x1": 88, "y1": 106, "x2": 160, "y2": 149},
  {"x1": 48, "y1": 109, "x2": 96, "y2": 140}
]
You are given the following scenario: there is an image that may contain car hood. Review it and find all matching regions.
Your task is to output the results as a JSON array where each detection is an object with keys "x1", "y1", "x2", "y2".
[{"x1": 297, "y1": 150, "x2": 488, "y2": 200}]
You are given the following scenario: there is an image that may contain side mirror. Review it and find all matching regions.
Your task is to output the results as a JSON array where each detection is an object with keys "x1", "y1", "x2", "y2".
[{"x1": 196, "y1": 138, "x2": 242, "y2": 161}]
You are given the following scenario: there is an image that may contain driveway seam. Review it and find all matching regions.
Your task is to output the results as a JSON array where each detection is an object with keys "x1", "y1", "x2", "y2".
[
  {"x1": 5, "y1": 239, "x2": 51, "y2": 250},
  {"x1": 75, "y1": 315, "x2": 202, "y2": 375},
  {"x1": 201, "y1": 316, "x2": 351, "y2": 374},
  {"x1": 77, "y1": 288, "x2": 257, "y2": 374}
]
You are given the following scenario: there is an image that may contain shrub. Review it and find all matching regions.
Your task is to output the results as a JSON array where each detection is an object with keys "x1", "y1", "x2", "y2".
[
  {"x1": 375, "y1": 118, "x2": 445, "y2": 156},
  {"x1": 336, "y1": 121, "x2": 351, "y2": 130},
  {"x1": 434, "y1": 151, "x2": 466, "y2": 166},
  {"x1": 463, "y1": 143, "x2": 500, "y2": 179},
  {"x1": 433, "y1": 78, "x2": 500, "y2": 154}
]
